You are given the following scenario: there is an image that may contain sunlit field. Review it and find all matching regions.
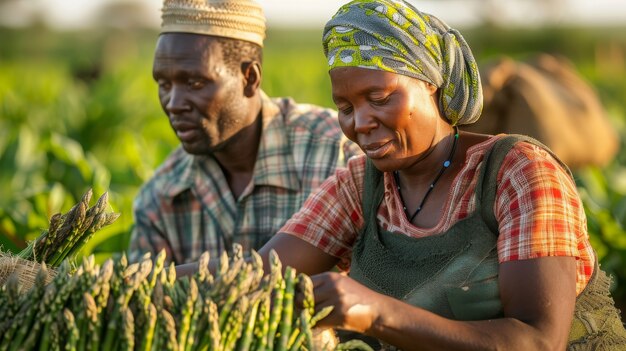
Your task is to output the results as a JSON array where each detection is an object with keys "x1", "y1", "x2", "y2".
[{"x1": 1, "y1": 24, "x2": 625, "y2": 315}]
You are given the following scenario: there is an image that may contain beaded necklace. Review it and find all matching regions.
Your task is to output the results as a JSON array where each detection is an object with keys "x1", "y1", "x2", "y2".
[{"x1": 394, "y1": 126, "x2": 459, "y2": 223}]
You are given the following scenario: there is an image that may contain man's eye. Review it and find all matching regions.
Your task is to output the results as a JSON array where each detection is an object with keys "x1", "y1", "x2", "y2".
[
  {"x1": 157, "y1": 80, "x2": 171, "y2": 90},
  {"x1": 189, "y1": 80, "x2": 205, "y2": 89}
]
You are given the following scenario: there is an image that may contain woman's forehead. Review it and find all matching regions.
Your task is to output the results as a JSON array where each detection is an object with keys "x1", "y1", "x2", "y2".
[{"x1": 330, "y1": 67, "x2": 423, "y2": 90}]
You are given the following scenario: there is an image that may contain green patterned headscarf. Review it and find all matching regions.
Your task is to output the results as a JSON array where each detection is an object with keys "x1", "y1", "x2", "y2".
[{"x1": 322, "y1": 0, "x2": 482, "y2": 125}]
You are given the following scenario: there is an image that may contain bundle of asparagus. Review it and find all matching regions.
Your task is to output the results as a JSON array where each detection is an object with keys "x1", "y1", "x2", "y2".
[
  {"x1": 16, "y1": 189, "x2": 120, "y2": 267},
  {"x1": 0, "y1": 189, "x2": 119, "y2": 292},
  {"x1": 0, "y1": 245, "x2": 374, "y2": 351}
]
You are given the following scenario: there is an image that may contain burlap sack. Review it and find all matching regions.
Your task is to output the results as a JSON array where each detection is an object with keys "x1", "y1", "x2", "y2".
[
  {"x1": 465, "y1": 54, "x2": 619, "y2": 169},
  {"x1": 0, "y1": 252, "x2": 56, "y2": 292}
]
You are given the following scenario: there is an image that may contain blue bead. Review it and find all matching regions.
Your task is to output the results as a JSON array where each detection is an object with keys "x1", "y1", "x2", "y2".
[{"x1": 443, "y1": 160, "x2": 451, "y2": 167}]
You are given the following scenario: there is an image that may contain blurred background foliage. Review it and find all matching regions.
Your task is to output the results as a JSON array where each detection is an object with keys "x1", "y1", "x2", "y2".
[{"x1": 1, "y1": 15, "x2": 625, "y2": 315}]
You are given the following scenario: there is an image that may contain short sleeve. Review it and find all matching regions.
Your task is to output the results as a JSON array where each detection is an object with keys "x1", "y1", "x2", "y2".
[
  {"x1": 494, "y1": 142, "x2": 586, "y2": 263},
  {"x1": 279, "y1": 156, "x2": 367, "y2": 270}
]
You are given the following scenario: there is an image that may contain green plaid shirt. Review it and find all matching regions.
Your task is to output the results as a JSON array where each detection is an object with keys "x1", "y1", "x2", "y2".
[{"x1": 129, "y1": 92, "x2": 360, "y2": 264}]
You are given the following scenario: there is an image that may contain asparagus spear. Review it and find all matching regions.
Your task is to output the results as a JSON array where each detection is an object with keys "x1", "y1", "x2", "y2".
[
  {"x1": 120, "y1": 308, "x2": 135, "y2": 351},
  {"x1": 139, "y1": 303, "x2": 158, "y2": 351},
  {"x1": 63, "y1": 308, "x2": 79, "y2": 351},
  {"x1": 177, "y1": 278, "x2": 198, "y2": 351},
  {"x1": 276, "y1": 266, "x2": 296, "y2": 351},
  {"x1": 236, "y1": 291, "x2": 263, "y2": 351},
  {"x1": 266, "y1": 250, "x2": 284, "y2": 350}
]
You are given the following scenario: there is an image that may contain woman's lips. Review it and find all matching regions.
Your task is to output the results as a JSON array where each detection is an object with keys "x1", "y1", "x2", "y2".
[{"x1": 362, "y1": 141, "x2": 393, "y2": 159}]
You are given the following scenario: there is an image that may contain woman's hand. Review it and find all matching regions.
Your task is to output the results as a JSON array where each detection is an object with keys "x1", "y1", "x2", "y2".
[
  {"x1": 310, "y1": 271, "x2": 385, "y2": 333},
  {"x1": 304, "y1": 257, "x2": 577, "y2": 351}
]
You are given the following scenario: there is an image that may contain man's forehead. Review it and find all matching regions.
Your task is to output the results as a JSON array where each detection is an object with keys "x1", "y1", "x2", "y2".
[
  {"x1": 153, "y1": 35, "x2": 225, "y2": 73},
  {"x1": 156, "y1": 33, "x2": 222, "y2": 56}
]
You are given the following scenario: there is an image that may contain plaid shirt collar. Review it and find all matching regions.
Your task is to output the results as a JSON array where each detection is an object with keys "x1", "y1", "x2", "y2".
[{"x1": 161, "y1": 91, "x2": 301, "y2": 200}]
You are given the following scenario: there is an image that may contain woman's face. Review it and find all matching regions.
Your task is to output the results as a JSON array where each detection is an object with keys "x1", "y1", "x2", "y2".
[{"x1": 330, "y1": 67, "x2": 444, "y2": 171}]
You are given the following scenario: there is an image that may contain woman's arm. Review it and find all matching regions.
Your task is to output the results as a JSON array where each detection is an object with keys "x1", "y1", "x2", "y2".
[
  {"x1": 312, "y1": 256, "x2": 576, "y2": 351},
  {"x1": 257, "y1": 233, "x2": 340, "y2": 275},
  {"x1": 176, "y1": 232, "x2": 340, "y2": 277},
  {"x1": 178, "y1": 235, "x2": 577, "y2": 350}
]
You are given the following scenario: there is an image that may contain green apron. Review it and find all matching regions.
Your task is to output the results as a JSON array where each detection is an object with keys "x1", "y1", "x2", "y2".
[{"x1": 348, "y1": 135, "x2": 626, "y2": 350}]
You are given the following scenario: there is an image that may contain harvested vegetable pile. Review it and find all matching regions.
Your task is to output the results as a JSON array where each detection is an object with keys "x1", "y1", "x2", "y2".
[
  {"x1": 0, "y1": 247, "x2": 374, "y2": 350},
  {"x1": 0, "y1": 191, "x2": 373, "y2": 351}
]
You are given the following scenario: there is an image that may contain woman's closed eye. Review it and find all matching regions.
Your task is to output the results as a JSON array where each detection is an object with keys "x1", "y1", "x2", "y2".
[
  {"x1": 370, "y1": 95, "x2": 390, "y2": 106},
  {"x1": 337, "y1": 104, "x2": 354, "y2": 115}
]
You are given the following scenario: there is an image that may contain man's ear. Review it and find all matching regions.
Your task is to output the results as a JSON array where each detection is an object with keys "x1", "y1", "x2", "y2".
[{"x1": 242, "y1": 61, "x2": 262, "y2": 97}]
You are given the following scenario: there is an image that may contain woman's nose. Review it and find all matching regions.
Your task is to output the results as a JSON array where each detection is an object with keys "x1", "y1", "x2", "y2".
[{"x1": 353, "y1": 107, "x2": 378, "y2": 134}]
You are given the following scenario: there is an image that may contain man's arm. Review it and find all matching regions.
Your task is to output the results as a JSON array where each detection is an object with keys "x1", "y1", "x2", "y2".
[{"x1": 128, "y1": 196, "x2": 175, "y2": 263}]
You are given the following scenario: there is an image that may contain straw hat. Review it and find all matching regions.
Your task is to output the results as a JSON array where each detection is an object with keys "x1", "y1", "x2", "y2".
[{"x1": 160, "y1": 0, "x2": 266, "y2": 47}]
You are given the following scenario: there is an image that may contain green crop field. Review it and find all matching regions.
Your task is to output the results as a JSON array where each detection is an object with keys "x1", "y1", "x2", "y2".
[{"x1": 1, "y1": 25, "x2": 626, "y2": 316}]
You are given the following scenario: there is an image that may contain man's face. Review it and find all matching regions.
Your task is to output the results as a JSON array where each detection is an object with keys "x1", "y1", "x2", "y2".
[{"x1": 152, "y1": 33, "x2": 250, "y2": 155}]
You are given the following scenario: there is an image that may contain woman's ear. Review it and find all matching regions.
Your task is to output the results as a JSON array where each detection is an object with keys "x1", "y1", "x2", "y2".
[{"x1": 242, "y1": 61, "x2": 262, "y2": 97}]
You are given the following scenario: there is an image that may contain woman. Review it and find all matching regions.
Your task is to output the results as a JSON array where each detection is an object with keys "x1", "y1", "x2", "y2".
[{"x1": 254, "y1": 0, "x2": 626, "y2": 350}]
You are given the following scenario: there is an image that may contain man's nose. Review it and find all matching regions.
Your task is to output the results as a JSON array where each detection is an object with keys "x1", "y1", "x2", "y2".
[{"x1": 166, "y1": 85, "x2": 191, "y2": 114}]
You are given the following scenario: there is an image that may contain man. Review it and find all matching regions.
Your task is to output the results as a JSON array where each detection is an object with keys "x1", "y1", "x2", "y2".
[{"x1": 128, "y1": 0, "x2": 360, "y2": 264}]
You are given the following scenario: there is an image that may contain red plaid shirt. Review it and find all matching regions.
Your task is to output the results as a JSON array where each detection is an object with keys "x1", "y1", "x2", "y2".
[{"x1": 281, "y1": 135, "x2": 593, "y2": 294}]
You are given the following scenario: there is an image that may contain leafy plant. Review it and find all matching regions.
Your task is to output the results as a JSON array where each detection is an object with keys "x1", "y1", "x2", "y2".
[{"x1": 1, "y1": 25, "x2": 625, "y2": 317}]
